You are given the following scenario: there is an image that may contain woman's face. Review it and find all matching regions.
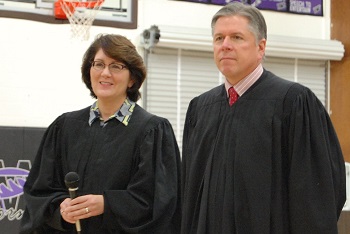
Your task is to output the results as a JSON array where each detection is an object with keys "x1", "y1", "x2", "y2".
[{"x1": 90, "y1": 49, "x2": 134, "y2": 102}]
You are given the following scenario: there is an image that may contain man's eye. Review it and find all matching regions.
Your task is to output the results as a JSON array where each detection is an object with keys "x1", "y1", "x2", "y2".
[{"x1": 214, "y1": 36, "x2": 223, "y2": 42}]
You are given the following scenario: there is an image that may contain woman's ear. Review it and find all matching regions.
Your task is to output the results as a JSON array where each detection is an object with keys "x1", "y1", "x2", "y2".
[{"x1": 128, "y1": 78, "x2": 135, "y2": 88}]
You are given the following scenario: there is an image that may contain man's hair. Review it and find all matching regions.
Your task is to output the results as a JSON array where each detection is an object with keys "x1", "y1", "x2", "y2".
[{"x1": 211, "y1": 2, "x2": 267, "y2": 44}]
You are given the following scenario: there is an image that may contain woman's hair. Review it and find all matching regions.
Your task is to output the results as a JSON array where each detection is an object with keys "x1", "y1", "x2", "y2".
[
  {"x1": 81, "y1": 34, "x2": 147, "y2": 102},
  {"x1": 211, "y1": 2, "x2": 267, "y2": 44}
]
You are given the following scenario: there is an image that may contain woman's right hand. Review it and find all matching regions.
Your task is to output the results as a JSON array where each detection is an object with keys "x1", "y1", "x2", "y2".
[
  {"x1": 60, "y1": 198, "x2": 76, "y2": 224},
  {"x1": 60, "y1": 195, "x2": 104, "y2": 223}
]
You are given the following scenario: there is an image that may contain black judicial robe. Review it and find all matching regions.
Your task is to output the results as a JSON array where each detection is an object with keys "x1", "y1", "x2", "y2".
[
  {"x1": 20, "y1": 105, "x2": 181, "y2": 234},
  {"x1": 181, "y1": 70, "x2": 346, "y2": 234}
]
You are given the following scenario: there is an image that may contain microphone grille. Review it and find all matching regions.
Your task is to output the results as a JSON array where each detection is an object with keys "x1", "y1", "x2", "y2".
[{"x1": 65, "y1": 172, "x2": 80, "y2": 189}]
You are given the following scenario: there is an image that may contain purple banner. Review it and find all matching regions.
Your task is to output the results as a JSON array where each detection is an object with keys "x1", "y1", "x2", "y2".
[
  {"x1": 251, "y1": 0, "x2": 288, "y2": 12},
  {"x1": 182, "y1": 0, "x2": 210, "y2": 3},
  {"x1": 176, "y1": 0, "x2": 323, "y2": 16},
  {"x1": 184, "y1": 0, "x2": 248, "y2": 4},
  {"x1": 211, "y1": 0, "x2": 249, "y2": 4}
]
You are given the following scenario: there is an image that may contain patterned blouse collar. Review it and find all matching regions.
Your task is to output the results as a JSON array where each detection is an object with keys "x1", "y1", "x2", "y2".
[{"x1": 89, "y1": 98, "x2": 136, "y2": 127}]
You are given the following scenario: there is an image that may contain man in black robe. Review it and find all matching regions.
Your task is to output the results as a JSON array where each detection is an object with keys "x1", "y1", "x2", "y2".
[{"x1": 181, "y1": 2, "x2": 346, "y2": 234}]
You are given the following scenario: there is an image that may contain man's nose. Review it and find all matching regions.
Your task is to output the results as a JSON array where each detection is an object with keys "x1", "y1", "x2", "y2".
[{"x1": 222, "y1": 36, "x2": 233, "y2": 49}]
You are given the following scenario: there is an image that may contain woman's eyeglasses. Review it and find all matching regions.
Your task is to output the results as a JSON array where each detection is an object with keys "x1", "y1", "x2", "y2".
[{"x1": 91, "y1": 61, "x2": 128, "y2": 73}]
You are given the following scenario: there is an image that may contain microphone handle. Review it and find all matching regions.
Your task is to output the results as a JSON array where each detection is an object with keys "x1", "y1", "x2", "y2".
[
  {"x1": 68, "y1": 187, "x2": 78, "y2": 199},
  {"x1": 76, "y1": 221, "x2": 82, "y2": 234},
  {"x1": 68, "y1": 187, "x2": 82, "y2": 233}
]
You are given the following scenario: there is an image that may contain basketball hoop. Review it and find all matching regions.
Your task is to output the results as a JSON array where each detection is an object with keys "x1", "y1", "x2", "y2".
[{"x1": 54, "y1": 0, "x2": 104, "y2": 41}]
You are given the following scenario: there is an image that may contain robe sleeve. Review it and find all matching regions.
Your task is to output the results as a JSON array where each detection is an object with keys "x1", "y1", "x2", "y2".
[
  {"x1": 284, "y1": 84, "x2": 346, "y2": 233},
  {"x1": 102, "y1": 117, "x2": 181, "y2": 233},
  {"x1": 20, "y1": 115, "x2": 73, "y2": 234}
]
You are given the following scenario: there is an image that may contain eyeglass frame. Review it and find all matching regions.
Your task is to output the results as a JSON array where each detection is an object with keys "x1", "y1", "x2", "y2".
[{"x1": 91, "y1": 60, "x2": 128, "y2": 73}]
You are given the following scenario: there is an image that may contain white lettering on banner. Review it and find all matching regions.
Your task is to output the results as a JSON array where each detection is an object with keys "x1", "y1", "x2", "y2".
[
  {"x1": 290, "y1": 1, "x2": 312, "y2": 13},
  {"x1": 0, "y1": 208, "x2": 24, "y2": 221}
]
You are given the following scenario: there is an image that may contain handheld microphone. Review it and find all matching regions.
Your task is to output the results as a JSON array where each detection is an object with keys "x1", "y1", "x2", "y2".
[{"x1": 65, "y1": 172, "x2": 81, "y2": 234}]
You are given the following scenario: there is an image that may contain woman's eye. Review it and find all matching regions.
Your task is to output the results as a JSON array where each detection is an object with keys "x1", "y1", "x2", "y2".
[
  {"x1": 110, "y1": 64, "x2": 122, "y2": 70},
  {"x1": 96, "y1": 63, "x2": 104, "y2": 68}
]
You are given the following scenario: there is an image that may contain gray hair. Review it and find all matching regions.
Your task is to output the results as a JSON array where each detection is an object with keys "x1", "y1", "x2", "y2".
[{"x1": 211, "y1": 2, "x2": 267, "y2": 44}]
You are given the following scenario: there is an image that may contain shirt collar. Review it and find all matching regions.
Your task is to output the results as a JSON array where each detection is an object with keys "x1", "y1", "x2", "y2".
[
  {"x1": 225, "y1": 63, "x2": 263, "y2": 97},
  {"x1": 89, "y1": 98, "x2": 136, "y2": 127}
]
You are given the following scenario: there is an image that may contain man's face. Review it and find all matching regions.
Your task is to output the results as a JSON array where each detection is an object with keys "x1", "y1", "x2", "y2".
[{"x1": 213, "y1": 15, "x2": 266, "y2": 84}]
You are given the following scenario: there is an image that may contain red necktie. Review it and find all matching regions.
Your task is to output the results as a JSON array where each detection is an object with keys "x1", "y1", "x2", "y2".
[{"x1": 228, "y1": 87, "x2": 239, "y2": 106}]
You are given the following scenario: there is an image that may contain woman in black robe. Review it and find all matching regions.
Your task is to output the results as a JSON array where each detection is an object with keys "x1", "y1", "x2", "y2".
[{"x1": 20, "y1": 34, "x2": 181, "y2": 234}]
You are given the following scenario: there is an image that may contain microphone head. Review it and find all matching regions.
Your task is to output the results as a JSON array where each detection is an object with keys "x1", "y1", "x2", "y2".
[{"x1": 65, "y1": 172, "x2": 80, "y2": 189}]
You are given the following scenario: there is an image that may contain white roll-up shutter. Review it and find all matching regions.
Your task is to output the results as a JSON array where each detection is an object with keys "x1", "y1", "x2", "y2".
[
  {"x1": 146, "y1": 48, "x2": 178, "y2": 127},
  {"x1": 297, "y1": 59, "x2": 327, "y2": 105},
  {"x1": 146, "y1": 48, "x2": 220, "y2": 150},
  {"x1": 263, "y1": 57, "x2": 326, "y2": 105}
]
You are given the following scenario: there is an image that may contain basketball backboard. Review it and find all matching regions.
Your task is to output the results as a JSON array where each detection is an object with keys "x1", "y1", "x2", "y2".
[{"x1": 0, "y1": 0, "x2": 137, "y2": 28}]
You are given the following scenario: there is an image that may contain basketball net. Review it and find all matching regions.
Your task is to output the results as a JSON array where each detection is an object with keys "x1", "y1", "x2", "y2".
[{"x1": 55, "y1": 0, "x2": 104, "y2": 41}]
